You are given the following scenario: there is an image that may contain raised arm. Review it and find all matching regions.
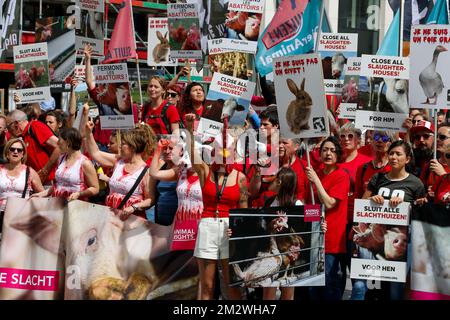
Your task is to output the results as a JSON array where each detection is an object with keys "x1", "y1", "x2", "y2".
[
  {"x1": 149, "y1": 140, "x2": 179, "y2": 181},
  {"x1": 66, "y1": 79, "x2": 78, "y2": 128},
  {"x1": 185, "y1": 113, "x2": 208, "y2": 187},
  {"x1": 304, "y1": 166, "x2": 337, "y2": 210},
  {"x1": 84, "y1": 118, "x2": 119, "y2": 168},
  {"x1": 167, "y1": 66, "x2": 190, "y2": 88},
  {"x1": 84, "y1": 44, "x2": 95, "y2": 90}
]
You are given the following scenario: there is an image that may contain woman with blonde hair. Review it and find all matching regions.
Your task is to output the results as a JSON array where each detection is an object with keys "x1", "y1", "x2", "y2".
[
  {"x1": 83, "y1": 106, "x2": 153, "y2": 220},
  {"x1": 0, "y1": 138, "x2": 44, "y2": 229}
]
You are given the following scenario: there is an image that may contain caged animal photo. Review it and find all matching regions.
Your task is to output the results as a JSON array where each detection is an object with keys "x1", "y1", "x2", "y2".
[
  {"x1": 286, "y1": 78, "x2": 313, "y2": 134},
  {"x1": 229, "y1": 207, "x2": 324, "y2": 288},
  {"x1": 152, "y1": 31, "x2": 170, "y2": 63}
]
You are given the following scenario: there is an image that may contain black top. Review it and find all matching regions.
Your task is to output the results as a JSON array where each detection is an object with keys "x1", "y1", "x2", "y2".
[{"x1": 367, "y1": 172, "x2": 426, "y2": 203}]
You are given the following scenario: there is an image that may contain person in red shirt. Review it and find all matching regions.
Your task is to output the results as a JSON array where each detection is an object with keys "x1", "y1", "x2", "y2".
[
  {"x1": 421, "y1": 123, "x2": 450, "y2": 197},
  {"x1": 431, "y1": 142, "x2": 450, "y2": 204},
  {"x1": 6, "y1": 109, "x2": 60, "y2": 185},
  {"x1": 179, "y1": 82, "x2": 206, "y2": 126},
  {"x1": 304, "y1": 136, "x2": 350, "y2": 300},
  {"x1": 141, "y1": 76, "x2": 181, "y2": 135}
]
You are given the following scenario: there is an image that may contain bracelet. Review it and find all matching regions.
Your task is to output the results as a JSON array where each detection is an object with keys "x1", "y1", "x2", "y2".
[{"x1": 131, "y1": 204, "x2": 139, "y2": 212}]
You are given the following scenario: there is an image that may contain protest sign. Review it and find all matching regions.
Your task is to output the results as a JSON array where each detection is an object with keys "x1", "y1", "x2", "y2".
[
  {"x1": 229, "y1": 206, "x2": 325, "y2": 288},
  {"x1": 92, "y1": 63, "x2": 134, "y2": 129},
  {"x1": 356, "y1": 55, "x2": 410, "y2": 132},
  {"x1": 0, "y1": 0, "x2": 22, "y2": 61},
  {"x1": 351, "y1": 199, "x2": 411, "y2": 283},
  {"x1": 339, "y1": 57, "x2": 361, "y2": 112},
  {"x1": 409, "y1": 25, "x2": 450, "y2": 110},
  {"x1": 35, "y1": 16, "x2": 76, "y2": 92},
  {"x1": 273, "y1": 53, "x2": 329, "y2": 139},
  {"x1": 147, "y1": 18, "x2": 177, "y2": 66},
  {"x1": 13, "y1": 43, "x2": 52, "y2": 104},
  {"x1": 75, "y1": 0, "x2": 105, "y2": 56},
  {"x1": 167, "y1": 3, "x2": 202, "y2": 60}
]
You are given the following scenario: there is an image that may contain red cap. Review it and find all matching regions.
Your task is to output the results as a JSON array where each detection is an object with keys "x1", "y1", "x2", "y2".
[{"x1": 410, "y1": 120, "x2": 435, "y2": 135}]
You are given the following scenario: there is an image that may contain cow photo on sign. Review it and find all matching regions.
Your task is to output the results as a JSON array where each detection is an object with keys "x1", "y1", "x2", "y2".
[{"x1": 229, "y1": 206, "x2": 325, "y2": 288}]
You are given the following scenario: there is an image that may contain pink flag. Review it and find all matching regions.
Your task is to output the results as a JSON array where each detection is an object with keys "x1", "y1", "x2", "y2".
[{"x1": 103, "y1": 0, "x2": 137, "y2": 63}]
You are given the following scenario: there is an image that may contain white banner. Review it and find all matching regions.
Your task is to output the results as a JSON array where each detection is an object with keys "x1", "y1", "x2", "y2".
[
  {"x1": 318, "y1": 33, "x2": 358, "y2": 52},
  {"x1": 354, "y1": 199, "x2": 410, "y2": 226},
  {"x1": 76, "y1": 0, "x2": 104, "y2": 12},
  {"x1": 100, "y1": 115, "x2": 134, "y2": 130},
  {"x1": 345, "y1": 57, "x2": 361, "y2": 76},
  {"x1": 351, "y1": 259, "x2": 407, "y2": 283},
  {"x1": 361, "y1": 55, "x2": 409, "y2": 80},
  {"x1": 338, "y1": 103, "x2": 357, "y2": 120},
  {"x1": 92, "y1": 63, "x2": 129, "y2": 84},
  {"x1": 355, "y1": 110, "x2": 408, "y2": 132},
  {"x1": 210, "y1": 38, "x2": 258, "y2": 55},
  {"x1": 228, "y1": 0, "x2": 265, "y2": 13}
]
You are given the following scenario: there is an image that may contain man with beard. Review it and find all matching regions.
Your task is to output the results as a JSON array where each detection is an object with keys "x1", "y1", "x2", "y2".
[{"x1": 410, "y1": 120, "x2": 434, "y2": 177}]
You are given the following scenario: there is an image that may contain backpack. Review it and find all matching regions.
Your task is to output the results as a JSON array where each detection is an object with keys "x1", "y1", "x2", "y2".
[{"x1": 144, "y1": 101, "x2": 184, "y2": 134}]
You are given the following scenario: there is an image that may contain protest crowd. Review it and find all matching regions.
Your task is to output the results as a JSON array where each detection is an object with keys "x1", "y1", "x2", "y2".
[{"x1": 0, "y1": 0, "x2": 448, "y2": 301}]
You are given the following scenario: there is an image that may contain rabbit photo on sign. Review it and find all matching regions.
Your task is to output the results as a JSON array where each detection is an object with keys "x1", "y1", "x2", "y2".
[
  {"x1": 286, "y1": 78, "x2": 313, "y2": 134},
  {"x1": 153, "y1": 31, "x2": 170, "y2": 63}
]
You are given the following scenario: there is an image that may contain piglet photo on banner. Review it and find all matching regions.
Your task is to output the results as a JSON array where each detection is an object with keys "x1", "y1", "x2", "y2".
[
  {"x1": 409, "y1": 25, "x2": 450, "y2": 110},
  {"x1": 273, "y1": 53, "x2": 329, "y2": 139},
  {"x1": 13, "y1": 42, "x2": 52, "y2": 104},
  {"x1": 351, "y1": 199, "x2": 411, "y2": 283},
  {"x1": 356, "y1": 55, "x2": 409, "y2": 132}
]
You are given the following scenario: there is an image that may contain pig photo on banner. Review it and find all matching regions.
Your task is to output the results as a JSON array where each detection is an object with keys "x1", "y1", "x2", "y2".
[
  {"x1": 409, "y1": 25, "x2": 450, "y2": 110},
  {"x1": 0, "y1": 199, "x2": 199, "y2": 300},
  {"x1": 0, "y1": 198, "x2": 66, "y2": 300},
  {"x1": 207, "y1": 0, "x2": 263, "y2": 55},
  {"x1": 91, "y1": 63, "x2": 134, "y2": 130},
  {"x1": 229, "y1": 206, "x2": 325, "y2": 288},
  {"x1": 63, "y1": 201, "x2": 198, "y2": 300},
  {"x1": 197, "y1": 72, "x2": 255, "y2": 139},
  {"x1": 411, "y1": 203, "x2": 450, "y2": 300},
  {"x1": 167, "y1": 3, "x2": 202, "y2": 60},
  {"x1": 356, "y1": 55, "x2": 410, "y2": 132},
  {"x1": 148, "y1": 18, "x2": 177, "y2": 67},
  {"x1": 350, "y1": 199, "x2": 411, "y2": 283},
  {"x1": 75, "y1": 0, "x2": 105, "y2": 56},
  {"x1": 273, "y1": 53, "x2": 329, "y2": 139},
  {"x1": 35, "y1": 16, "x2": 76, "y2": 93},
  {"x1": 13, "y1": 42, "x2": 52, "y2": 104}
]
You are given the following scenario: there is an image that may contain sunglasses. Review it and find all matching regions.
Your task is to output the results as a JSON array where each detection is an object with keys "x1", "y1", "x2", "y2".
[
  {"x1": 412, "y1": 119, "x2": 422, "y2": 125},
  {"x1": 414, "y1": 133, "x2": 432, "y2": 140},
  {"x1": 9, "y1": 147, "x2": 24, "y2": 153},
  {"x1": 373, "y1": 134, "x2": 390, "y2": 143},
  {"x1": 167, "y1": 92, "x2": 178, "y2": 98},
  {"x1": 446, "y1": 153, "x2": 450, "y2": 159},
  {"x1": 438, "y1": 134, "x2": 450, "y2": 141},
  {"x1": 340, "y1": 133, "x2": 354, "y2": 140}
]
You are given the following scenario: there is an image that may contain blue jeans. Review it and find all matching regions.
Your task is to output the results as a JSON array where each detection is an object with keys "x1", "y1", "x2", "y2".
[
  {"x1": 347, "y1": 223, "x2": 368, "y2": 300},
  {"x1": 310, "y1": 253, "x2": 346, "y2": 300}
]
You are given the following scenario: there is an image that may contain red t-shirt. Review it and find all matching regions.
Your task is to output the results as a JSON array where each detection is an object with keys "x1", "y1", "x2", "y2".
[
  {"x1": 358, "y1": 144, "x2": 373, "y2": 158},
  {"x1": 291, "y1": 156, "x2": 306, "y2": 202},
  {"x1": 354, "y1": 161, "x2": 391, "y2": 200},
  {"x1": 338, "y1": 152, "x2": 373, "y2": 222},
  {"x1": 305, "y1": 168, "x2": 350, "y2": 254},
  {"x1": 301, "y1": 148, "x2": 322, "y2": 171},
  {"x1": 432, "y1": 174, "x2": 450, "y2": 204},
  {"x1": 420, "y1": 161, "x2": 450, "y2": 190},
  {"x1": 143, "y1": 100, "x2": 180, "y2": 135},
  {"x1": 22, "y1": 121, "x2": 56, "y2": 183}
]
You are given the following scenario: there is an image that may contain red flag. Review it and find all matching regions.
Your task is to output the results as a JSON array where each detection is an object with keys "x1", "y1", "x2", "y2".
[{"x1": 103, "y1": 0, "x2": 136, "y2": 63}]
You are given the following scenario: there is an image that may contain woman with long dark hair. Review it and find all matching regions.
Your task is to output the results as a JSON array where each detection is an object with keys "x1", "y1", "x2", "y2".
[
  {"x1": 362, "y1": 140, "x2": 426, "y2": 300},
  {"x1": 179, "y1": 82, "x2": 205, "y2": 126}
]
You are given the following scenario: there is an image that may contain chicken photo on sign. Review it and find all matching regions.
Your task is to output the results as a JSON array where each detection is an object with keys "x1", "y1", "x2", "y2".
[
  {"x1": 409, "y1": 25, "x2": 450, "y2": 110},
  {"x1": 229, "y1": 206, "x2": 325, "y2": 288}
]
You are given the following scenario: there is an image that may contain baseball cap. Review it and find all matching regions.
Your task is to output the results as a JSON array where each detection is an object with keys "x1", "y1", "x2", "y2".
[{"x1": 410, "y1": 120, "x2": 435, "y2": 135}]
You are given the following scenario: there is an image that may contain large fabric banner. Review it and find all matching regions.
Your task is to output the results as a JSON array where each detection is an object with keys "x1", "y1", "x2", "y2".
[
  {"x1": 411, "y1": 203, "x2": 450, "y2": 300},
  {"x1": 229, "y1": 206, "x2": 325, "y2": 288},
  {"x1": 0, "y1": 198, "x2": 197, "y2": 300}
]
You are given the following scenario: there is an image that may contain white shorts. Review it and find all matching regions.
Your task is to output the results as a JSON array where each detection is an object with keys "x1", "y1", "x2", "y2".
[{"x1": 194, "y1": 218, "x2": 229, "y2": 260}]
